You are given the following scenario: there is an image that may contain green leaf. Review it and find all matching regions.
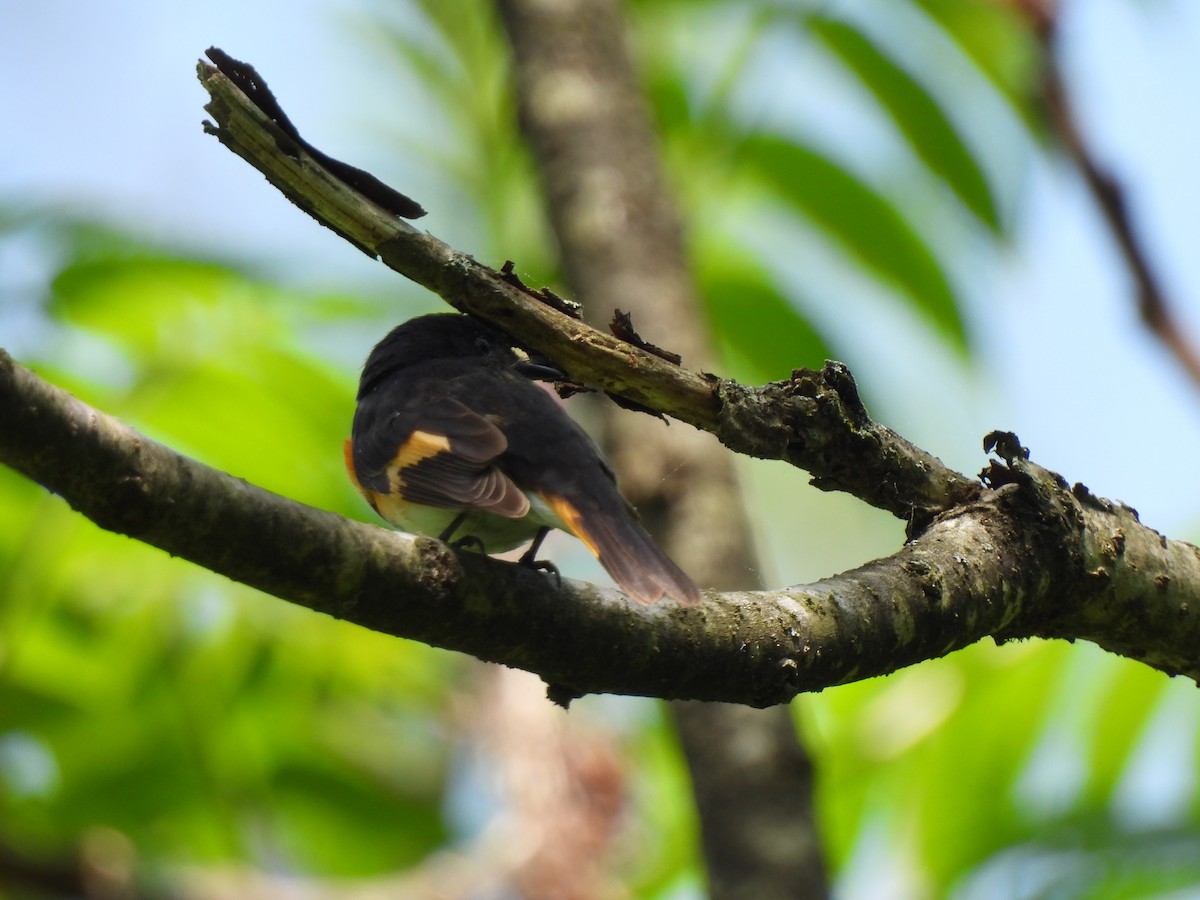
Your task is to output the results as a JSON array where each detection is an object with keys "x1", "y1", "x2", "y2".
[
  {"x1": 48, "y1": 257, "x2": 284, "y2": 363},
  {"x1": 1082, "y1": 661, "x2": 1167, "y2": 807},
  {"x1": 270, "y1": 756, "x2": 447, "y2": 875},
  {"x1": 807, "y1": 15, "x2": 1001, "y2": 231},
  {"x1": 694, "y1": 235, "x2": 833, "y2": 381},
  {"x1": 740, "y1": 134, "x2": 967, "y2": 352},
  {"x1": 908, "y1": 0, "x2": 1041, "y2": 127}
]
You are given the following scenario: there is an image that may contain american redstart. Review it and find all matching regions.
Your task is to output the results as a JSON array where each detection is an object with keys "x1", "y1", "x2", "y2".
[{"x1": 344, "y1": 313, "x2": 701, "y2": 606}]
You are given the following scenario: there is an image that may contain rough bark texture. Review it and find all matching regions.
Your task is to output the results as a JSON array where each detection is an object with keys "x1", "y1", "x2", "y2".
[{"x1": 491, "y1": 1, "x2": 828, "y2": 896}]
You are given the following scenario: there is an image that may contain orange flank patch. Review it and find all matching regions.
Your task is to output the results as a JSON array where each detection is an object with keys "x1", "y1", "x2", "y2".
[
  {"x1": 543, "y1": 493, "x2": 600, "y2": 558},
  {"x1": 344, "y1": 438, "x2": 382, "y2": 514},
  {"x1": 368, "y1": 489, "x2": 416, "y2": 529},
  {"x1": 343, "y1": 439, "x2": 366, "y2": 497}
]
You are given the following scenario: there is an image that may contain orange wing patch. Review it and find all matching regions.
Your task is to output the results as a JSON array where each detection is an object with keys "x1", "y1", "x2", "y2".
[{"x1": 386, "y1": 430, "x2": 452, "y2": 492}]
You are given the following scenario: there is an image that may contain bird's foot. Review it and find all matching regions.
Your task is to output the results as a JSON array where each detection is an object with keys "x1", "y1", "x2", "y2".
[{"x1": 518, "y1": 528, "x2": 561, "y2": 588}]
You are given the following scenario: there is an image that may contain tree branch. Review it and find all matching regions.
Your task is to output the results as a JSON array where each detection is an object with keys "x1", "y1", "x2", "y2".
[
  {"x1": 198, "y1": 52, "x2": 977, "y2": 527},
  {"x1": 5, "y1": 352, "x2": 1199, "y2": 702},
  {"x1": 2, "y1": 49, "x2": 1197, "y2": 712}
]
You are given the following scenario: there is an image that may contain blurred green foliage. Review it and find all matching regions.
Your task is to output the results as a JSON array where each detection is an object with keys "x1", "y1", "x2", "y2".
[
  {"x1": 1, "y1": 239, "x2": 459, "y2": 878},
  {"x1": 1, "y1": 0, "x2": 1198, "y2": 897}
]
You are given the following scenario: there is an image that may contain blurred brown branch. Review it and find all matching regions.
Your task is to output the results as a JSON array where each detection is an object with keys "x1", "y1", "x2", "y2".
[
  {"x1": 492, "y1": 0, "x2": 827, "y2": 894},
  {"x1": 1026, "y1": 3, "x2": 1200, "y2": 390}
]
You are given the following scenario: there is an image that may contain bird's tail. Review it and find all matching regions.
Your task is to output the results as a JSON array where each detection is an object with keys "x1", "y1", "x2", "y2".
[{"x1": 541, "y1": 492, "x2": 701, "y2": 606}]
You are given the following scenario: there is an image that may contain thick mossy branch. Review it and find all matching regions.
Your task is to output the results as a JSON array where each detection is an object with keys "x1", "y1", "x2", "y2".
[{"x1": 4, "y1": 353, "x2": 1200, "y2": 699}]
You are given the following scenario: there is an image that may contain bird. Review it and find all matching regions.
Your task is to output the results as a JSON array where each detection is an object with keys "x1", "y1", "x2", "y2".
[{"x1": 344, "y1": 313, "x2": 701, "y2": 606}]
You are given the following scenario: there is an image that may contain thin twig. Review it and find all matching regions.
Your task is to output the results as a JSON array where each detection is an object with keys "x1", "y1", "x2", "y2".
[{"x1": 197, "y1": 53, "x2": 979, "y2": 524}]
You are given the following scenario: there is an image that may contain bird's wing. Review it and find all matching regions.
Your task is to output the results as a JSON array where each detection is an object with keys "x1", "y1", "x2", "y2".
[{"x1": 351, "y1": 396, "x2": 529, "y2": 518}]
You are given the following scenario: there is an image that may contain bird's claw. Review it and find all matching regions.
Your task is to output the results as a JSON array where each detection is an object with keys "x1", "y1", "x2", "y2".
[
  {"x1": 518, "y1": 545, "x2": 562, "y2": 588},
  {"x1": 451, "y1": 534, "x2": 486, "y2": 554}
]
